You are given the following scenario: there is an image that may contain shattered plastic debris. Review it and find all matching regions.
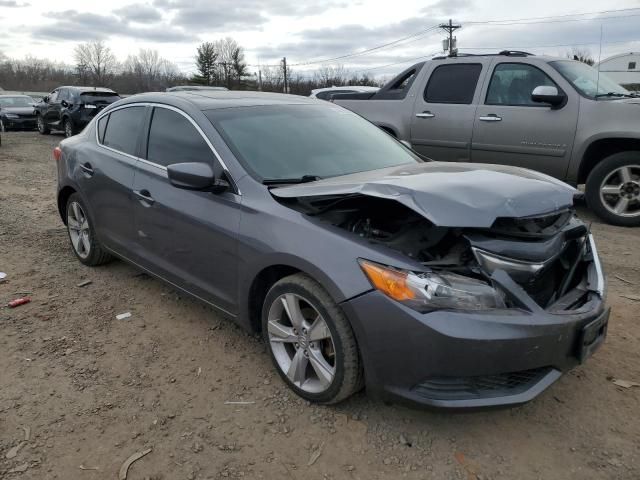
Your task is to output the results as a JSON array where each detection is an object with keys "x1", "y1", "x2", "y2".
[
  {"x1": 308, "y1": 442, "x2": 324, "y2": 466},
  {"x1": 224, "y1": 401, "x2": 255, "y2": 405},
  {"x1": 5, "y1": 443, "x2": 24, "y2": 459},
  {"x1": 8, "y1": 297, "x2": 31, "y2": 308},
  {"x1": 118, "y1": 448, "x2": 152, "y2": 480},
  {"x1": 620, "y1": 294, "x2": 640, "y2": 302},
  {"x1": 77, "y1": 280, "x2": 92, "y2": 288},
  {"x1": 0, "y1": 272, "x2": 6, "y2": 283},
  {"x1": 116, "y1": 312, "x2": 132, "y2": 320}
]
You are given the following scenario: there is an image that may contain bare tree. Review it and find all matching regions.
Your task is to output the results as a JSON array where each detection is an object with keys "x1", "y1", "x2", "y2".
[
  {"x1": 566, "y1": 47, "x2": 595, "y2": 66},
  {"x1": 315, "y1": 64, "x2": 349, "y2": 88},
  {"x1": 74, "y1": 41, "x2": 117, "y2": 85},
  {"x1": 124, "y1": 49, "x2": 179, "y2": 91},
  {"x1": 214, "y1": 38, "x2": 248, "y2": 88}
]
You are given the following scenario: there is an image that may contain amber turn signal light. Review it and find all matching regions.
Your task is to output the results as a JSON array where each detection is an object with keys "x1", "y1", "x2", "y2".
[{"x1": 359, "y1": 260, "x2": 416, "y2": 301}]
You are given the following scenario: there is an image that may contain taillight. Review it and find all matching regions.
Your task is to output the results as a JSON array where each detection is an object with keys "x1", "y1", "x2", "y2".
[{"x1": 53, "y1": 146, "x2": 62, "y2": 161}]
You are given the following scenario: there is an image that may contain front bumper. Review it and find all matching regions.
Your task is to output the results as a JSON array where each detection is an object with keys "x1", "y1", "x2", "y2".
[
  {"x1": 2, "y1": 116, "x2": 37, "y2": 130},
  {"x1": 342, "y1": 237, "x2": 608, "y2": 409}
]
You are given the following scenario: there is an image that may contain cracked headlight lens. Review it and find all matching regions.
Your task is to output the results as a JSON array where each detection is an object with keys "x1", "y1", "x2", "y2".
[{"x1": 359, "y1": 259, "x2": 505, "y2": 312}]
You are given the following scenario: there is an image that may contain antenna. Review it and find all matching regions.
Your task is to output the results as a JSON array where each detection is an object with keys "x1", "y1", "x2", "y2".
[{"x1": 596, "y1": 24, "x2": 603, "y2": 98}]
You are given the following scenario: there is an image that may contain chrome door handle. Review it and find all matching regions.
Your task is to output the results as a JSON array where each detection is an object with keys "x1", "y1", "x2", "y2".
[
  {"x1": 416, "y1": 111, "x2": 435, "y2": 118},
  {"x1": 479, "y1": 114, "x2": 502, "y2": 122},
  {"x1": 80, "y1": 163, "x2": 94, "y2": 176},
  {"x1": 134, "y1": 189, "x2": 155, "y2": 205}
]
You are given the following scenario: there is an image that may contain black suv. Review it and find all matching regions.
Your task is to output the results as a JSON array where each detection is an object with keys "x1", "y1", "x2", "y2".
[{"x1": 35, "y1": 86, "x2": 121, "y2": 137}]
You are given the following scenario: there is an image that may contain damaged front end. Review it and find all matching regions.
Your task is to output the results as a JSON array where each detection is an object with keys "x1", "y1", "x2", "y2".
[{"x1": 274, "y1": 192, "x2": 604, "y2": 315}]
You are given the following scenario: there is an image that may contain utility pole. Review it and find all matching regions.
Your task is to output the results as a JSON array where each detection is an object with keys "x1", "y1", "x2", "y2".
[
  {"x1": 282, "y1": 57, "x2": 288, "y2": 94},
  {"x1": 439, "y1": 19, "x2": 461, "y2": 56},
  {"x1": 258, "y1": 69, "x2": 262, "y2": 91}
]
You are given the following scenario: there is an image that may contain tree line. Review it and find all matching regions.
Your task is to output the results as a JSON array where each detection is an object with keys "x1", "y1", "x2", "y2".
[{"x1": 0, "y1": 39, "x2": 382, "y2": 96}]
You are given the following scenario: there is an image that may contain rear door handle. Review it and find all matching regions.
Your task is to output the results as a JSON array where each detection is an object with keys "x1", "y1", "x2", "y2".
[
  {"x1": 479, "y1": 114, "x2": 502, "y2": 122},
  {"x1": 80, "y1": 163, "x2": 94, "y2": 176},
  {"x1": 416, "y1": 111, "x2": 435, "y2": 118},
  {"x1": 133, "y1": 189, "x2": 155, "y2": 205}
]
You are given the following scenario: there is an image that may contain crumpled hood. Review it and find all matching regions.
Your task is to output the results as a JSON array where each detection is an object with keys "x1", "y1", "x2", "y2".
[
  {"x1": 1, "y1": 106, "x2": 35, "y2": 115},
  {"x1": 271, "y1": 162, "x2": 576, "y2": 228}
]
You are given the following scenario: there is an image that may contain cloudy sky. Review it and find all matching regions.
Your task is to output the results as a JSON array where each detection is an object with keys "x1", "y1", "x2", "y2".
[{"x1": 1, "y1": 0, "x2": 640, "y2": 77}]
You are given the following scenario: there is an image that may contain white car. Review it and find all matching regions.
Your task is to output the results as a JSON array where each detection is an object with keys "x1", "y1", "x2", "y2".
[{"x1": 309, "y1": 86, "x2": 379, "y2": 100}]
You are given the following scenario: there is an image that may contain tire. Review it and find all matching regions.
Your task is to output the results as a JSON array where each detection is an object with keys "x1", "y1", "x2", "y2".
[
  {"x1": 37, "y1": 115, "x2": 50, "y2": 135},
  {"x1": 585, "y1": 151, "x2": 640, "y2": 227},
  {"x1": 63, "y1": 118, "x2": 76, "y2": 138},
  {"x1": 262, "y1": 273, "x2": 363, "y2": 404},
  {"x1": 0, "y1": 119, "x2": 5, "y2": 132},
  {"x1": 65, "y1": 193, "x2": 113, "y2": 266}
]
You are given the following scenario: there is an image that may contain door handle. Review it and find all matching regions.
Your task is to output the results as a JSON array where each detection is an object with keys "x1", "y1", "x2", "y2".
[
  {"x1": 479, "y1": 114, "x2": 502, "y2": 122},
  {"x1": 80, "y1": 163, "x2": 94, "y2": 176},
  {"x1": 416, "y1": 111, "x2": 435, "y2": 118},
  {"x1": 134, "y1": 189, "x2": 155, "y2": 205}
]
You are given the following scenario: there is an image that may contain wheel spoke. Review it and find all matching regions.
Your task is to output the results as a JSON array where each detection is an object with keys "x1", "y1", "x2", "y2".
[
  {"x1": 81, "y1": 232, "x2": 90, "y2": 254},
  {"x1": 601, "y1": 185, "x2": 622, "y2": 196},
  {"x1": 614, "y1": 197, "x2": 630, "y2": 214},
  {"x1": 619, "y1": 167, "x2": 632, "y2": 183},
  {"x1": 286, "y1": 349, "x2": 308, "y2": 386},
  {"x1": 68, "y1": 217, "x2": 81, "y2": 231},
  {"x1": 308, "y1": 348, "x2": 334, "y2": 388},
  {"x1": 268, "y1": 320, "x2": 297, "y2": 343},
  {"x1": 281, "y1": 294, "x2": 304, "y2": 329},
  {"x1": 308, "y1": 315, "x2": 331, "y2": 342},
  {"x1": 71, "y1": 202, "x2": 81, "y2": 223},
  {"x1": 71, "y1": 232, "x2": 82, "y2": 253}
]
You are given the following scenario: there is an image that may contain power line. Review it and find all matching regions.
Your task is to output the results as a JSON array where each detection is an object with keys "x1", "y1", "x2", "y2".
[{"x1": 467, "y1": 9, "x2": 640, "y2": 26}]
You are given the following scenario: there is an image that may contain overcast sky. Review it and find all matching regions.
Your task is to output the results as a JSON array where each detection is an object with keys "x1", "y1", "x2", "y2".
[{"x1": 1, "y1": 0, "x2": 640, "y2": 77}]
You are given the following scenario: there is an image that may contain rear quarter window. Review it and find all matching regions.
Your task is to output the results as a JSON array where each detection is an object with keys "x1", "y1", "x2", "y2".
[{"x1": 424, "y1": 63, "x2": 482, "y2": 104}]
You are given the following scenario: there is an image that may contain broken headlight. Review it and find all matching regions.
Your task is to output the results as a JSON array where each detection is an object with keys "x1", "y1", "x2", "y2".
[{"x1": 359, "y1": 259, "x2": 505, "y2": 312}]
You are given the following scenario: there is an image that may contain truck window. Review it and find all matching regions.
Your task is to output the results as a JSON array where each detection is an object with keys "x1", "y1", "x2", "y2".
[
  {"x1": 424, "y1": 64, "x2": 482, "y2": 104},
  {"x1": 486, "y1": 63, "x2": 557, "y2": 106}
]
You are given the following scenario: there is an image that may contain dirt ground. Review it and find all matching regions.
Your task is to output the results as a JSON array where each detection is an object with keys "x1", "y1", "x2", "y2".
[{"x1": 0, "y1": 131, "x2": 639, "y2": 480}]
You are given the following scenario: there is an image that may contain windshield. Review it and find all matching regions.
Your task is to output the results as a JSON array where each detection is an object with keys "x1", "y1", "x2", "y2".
[
  {"x1": 206, "y1": 104, "x2": 420, "y2": 181},
  {"x1": 550, "y1": 60, "x2": 629, "y2": 98},
  {"x1": 0, "y1": 96, "x2": 34, "y2": 107}
]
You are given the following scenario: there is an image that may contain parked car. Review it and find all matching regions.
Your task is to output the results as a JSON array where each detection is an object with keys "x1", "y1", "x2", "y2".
[
  {"x1": 35, "y1": 86, "x2": 121, "y2": 137},
  {"x1": 310, "y1": 86, "x2": 379, "y2": 101},
  {"x1": 333, "y1": 51, "x2": 640, "y2": 226},
  {"x1": 0, "y1": 94, "x2": 37, "y2": 131},
  {"x1": 54, "y1": 91, "x2": 608, "y2": 408},
  {"x1": 166, "y1": 85, "x2": 229, "y2": 92}
]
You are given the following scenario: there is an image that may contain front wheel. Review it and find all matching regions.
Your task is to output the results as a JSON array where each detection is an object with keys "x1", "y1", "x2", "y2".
[
  {"x1": 585, "y1": 152, "x2": 640, "y2": 227},
  {"x1": 63, "y1": 118, "x2": 76, "y2": 138},
  {"x1": 37, "y1": 115, "x2": 50, "y2": 135},
  {"x1": 262, "y1": 273, "x2": 363, "y2": 404}
]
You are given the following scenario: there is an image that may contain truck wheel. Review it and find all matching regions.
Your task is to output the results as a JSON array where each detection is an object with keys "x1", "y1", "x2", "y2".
[
  {"x1": 63, "y1": 118, "x2": 76, "y2": 138},
  {"x1": 262, "y1": 273, "x2": 364, "y2": 404},
  {"x1": 585, "y1": 152, "x2": 640, "y2": 227},
  {"x1": 37, "y1": 115, "x2": 50, "y2": 135}
]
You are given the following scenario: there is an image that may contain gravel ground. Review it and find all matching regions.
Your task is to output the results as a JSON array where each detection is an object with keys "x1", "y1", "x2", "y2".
[{"x1": 1, "y1": 131, "x2": 639, "y2": 480}]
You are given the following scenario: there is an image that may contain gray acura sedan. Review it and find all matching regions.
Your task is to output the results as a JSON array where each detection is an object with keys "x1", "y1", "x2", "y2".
[{"x1": 54, "y1": 91, "x2": 609, "y2": 408}]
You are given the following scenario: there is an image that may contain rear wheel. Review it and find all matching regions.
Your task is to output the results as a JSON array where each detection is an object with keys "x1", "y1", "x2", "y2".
[
  {"x1": 0, "y1": 119, "x2": 5, "y2": 132},
  {"x1": 262, "y1": 273, "x2": 363, "y2": 404},
  {"x1": 37, "y1": 115, "x2": 50, "y2": 135},
  {"x1": 586, "y1": 152, "x2": 640, "y2": 227},
  {"x1": 63, "y1": 118, "x2": 76, "y2": 138},
  {"x1": 65, "y1": 193, "x2": 112, "y2": 266}
]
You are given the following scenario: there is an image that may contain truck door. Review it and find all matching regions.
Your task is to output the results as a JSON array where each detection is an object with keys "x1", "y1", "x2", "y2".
[
  {"x1": 471, "y1": 59, "x2": 579, "y2": 180},
  {"x1": 410, "y1": 60, "x2": 489, "y2": 162}
]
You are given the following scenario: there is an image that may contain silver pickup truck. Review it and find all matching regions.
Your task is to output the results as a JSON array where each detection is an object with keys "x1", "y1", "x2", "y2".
[{"x1": 333, "y1": 51, "x2": 640, "y2": 226}]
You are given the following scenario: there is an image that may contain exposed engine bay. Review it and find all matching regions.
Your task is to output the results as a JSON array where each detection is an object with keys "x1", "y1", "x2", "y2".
[{"x1": 280, "y1": 194, "x2": 595, "y2": 311}]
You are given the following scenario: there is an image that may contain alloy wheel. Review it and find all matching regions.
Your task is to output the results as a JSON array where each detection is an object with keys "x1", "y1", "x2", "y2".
[
  {"x1": 267, "y1": 293, "x2": 336, "y2": 393},
  {"x1": 0, "y1": 120, "x2": 5, "y2": 132},
  {"x1": 67, "y1": 201, "x2": 91, "y2": 259},
  {"x1": 64, "y1": 120, "x2": 73, "y2": 138},
  {"x1": 599, "y1": 165, "x2": 640, "y2": 218},
  {"x1": 37, "y1": 116, "x2": 45, "y2": 133}
]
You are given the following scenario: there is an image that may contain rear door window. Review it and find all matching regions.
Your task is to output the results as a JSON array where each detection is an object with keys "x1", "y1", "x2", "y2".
[
  {"x1": 102, "y1": 106, "x2": 145, "y2": 157},
  {"x1": 146, "y1": 107, "x2": 214, "y2": 167},
  {"x1": 424, "y1": 64, "x2": 482, "y2": 104},
  {"x1": 80, "y1": 92, "x2": 121, "y2": 105}
]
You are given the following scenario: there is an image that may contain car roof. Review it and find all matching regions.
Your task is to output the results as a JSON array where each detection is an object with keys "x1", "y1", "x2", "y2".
[
  {"x1": 57, "y1": 86, "x2": 117, "y2": 93},
  {"x1": 120, "y1": 91, "x2": 321, "y2": 111},
  {"x1": 311, "y1": 86, "x2": 379, "y2": 94},
  {"x1": 0, "y1": 94, "x2": 33, "y2": 97}
]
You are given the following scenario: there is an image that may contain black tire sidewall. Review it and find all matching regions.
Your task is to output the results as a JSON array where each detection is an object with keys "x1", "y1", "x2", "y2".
[
  {"x1": 585, "y1": 151, "x2": 640, "y2": 227},
  {"x1": 37, "y1": 115, "x2": 50, "y2": 134},
  {"x1": 261, "y1": 277, "x2": 349, "y2": 403},
  {"x1": 64, "y1": 118, "x2": 74, "y2": 137}
]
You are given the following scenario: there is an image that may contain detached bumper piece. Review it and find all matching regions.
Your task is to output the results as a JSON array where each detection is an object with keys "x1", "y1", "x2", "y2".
[{"x1": 412, "y1": 367, "x2": 561, "y2": 407}]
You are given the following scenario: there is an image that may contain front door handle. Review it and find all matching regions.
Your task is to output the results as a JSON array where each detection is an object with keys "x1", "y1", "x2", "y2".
[
  {"x1": 134, "y1": 189, "x2": 155, "y2": 205},
  {"x1": 479, "y1": 114, "x2": 502, "y2": 122},
  {"x1": 416, "y1": 111, "x2": 435, "y2": 118},
  {"x1": 80, "y1": 163, "x2": 94, "y2": 176}
]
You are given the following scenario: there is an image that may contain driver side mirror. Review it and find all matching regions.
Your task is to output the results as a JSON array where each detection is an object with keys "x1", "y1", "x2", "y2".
[
  {"x1": 43, "y1": 96, "x2": 49, "y2": 103},
  {"x1": 167, "y1": 162, "x2": 228, "y2": 193},
  {"x1": 61, "y1": 100, "x2": 69, "y2": 108},
  {"x1": 531, "y1": 86, "x2": 566, "y2": 108}
]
